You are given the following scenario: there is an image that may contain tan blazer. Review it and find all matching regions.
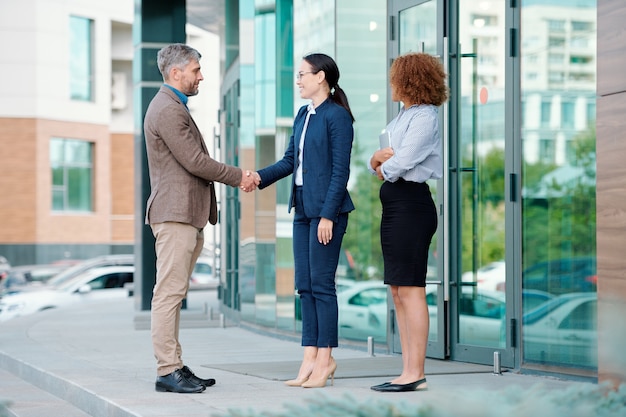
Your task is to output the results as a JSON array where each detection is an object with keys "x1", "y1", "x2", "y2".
[{"x1": 144, "y1": 86, "x2": 241, "y2": 229}]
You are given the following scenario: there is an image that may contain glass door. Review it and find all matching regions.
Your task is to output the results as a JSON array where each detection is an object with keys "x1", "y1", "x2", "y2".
[
  {"x1": 389, "y1": 0, "x2": 446, "y2": 359},
  {"x1": 448, "y1": 0, "x2": 514, "y2": 366}
]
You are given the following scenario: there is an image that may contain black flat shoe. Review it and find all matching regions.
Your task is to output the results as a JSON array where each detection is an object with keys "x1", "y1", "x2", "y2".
[
  {"x1": 371, "y1": 378, "x2": 427, "y2": 392},
  {"x1": 181, "y1": 365, "x2": 216, "y2": 387},
  {"x1": 370, "y1": 382, "x2": 391, "y2": 390},
  {"x1": 155, "y1": 369, "x2": 205, "y2": 393}
]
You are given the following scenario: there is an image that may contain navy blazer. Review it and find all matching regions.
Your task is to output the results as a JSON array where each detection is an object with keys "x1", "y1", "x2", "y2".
[{"x1": 257, "y1": 98, "x2": 355, "y2": 221}]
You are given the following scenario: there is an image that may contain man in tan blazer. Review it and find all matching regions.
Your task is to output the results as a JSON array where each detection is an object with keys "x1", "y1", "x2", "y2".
[{"x1": 144, "y1": 43, "x2": 258, "y2": 394}]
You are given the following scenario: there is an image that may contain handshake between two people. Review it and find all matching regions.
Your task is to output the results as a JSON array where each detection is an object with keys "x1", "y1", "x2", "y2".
[{"x1": 239, "y1": 170, "x2": 262, "y2": 192}]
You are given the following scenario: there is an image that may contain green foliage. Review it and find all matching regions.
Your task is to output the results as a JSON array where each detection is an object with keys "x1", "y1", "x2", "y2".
[
  {"x1": 343, "y1": 166, "x2": 385, "y2": 280},
  {"x1": 460, "y1": 148, "x2": 507, "y2": 270},
  {"x1": 213, "y1": 383, "x2": 626, "y2": 417},
  {"x1": 522, "y1": 125, "x2": 597, "y2": 267}
]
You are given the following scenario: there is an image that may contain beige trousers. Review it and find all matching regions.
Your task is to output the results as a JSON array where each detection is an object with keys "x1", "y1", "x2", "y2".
[{"x1": 150, "y1": 222, "x2": 204, "y2": 376}]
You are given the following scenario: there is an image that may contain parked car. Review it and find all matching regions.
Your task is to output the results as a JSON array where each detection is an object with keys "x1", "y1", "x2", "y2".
[
  {"x1": 1, "y1": 263, "x2": 73, "y2": 293},
  {"x1": 41, "y1": 254, "x2": 134, "y2": 289},
  {"x1": 461, "y1": 257, "x2": 597, "y2": 296},
  {"x1": 0, "y1": 265, "x2": 134, "y2": 322},
  {"x1": 523, "y1": 257, "x2": 596, "y2": 295},
  {"x1": 0, "y1": 256, "x2": 10, "y2": 287},
  {"x1": 335, "y1": 278, "x2": 356, "y2": 293},
  {"x1": 449, "y1": 288, "x2": 554, "y2": 346},
  {"x1": 461, "y1": 260, "x2": 506, "y2": 292},
  {"x1": 189, "y1": 257, "x2": 218, "y2": 289},
  {"x1": 338, "y1": 281, "x2": 508, "y2": 345},
  {"x1": 338, "y1": 280, "x2": 555, "y2": 348},
  {"x1": 522, "y1": 289, "x2": 554, "y2": 312},
  {"x1": 338, "y1": 280, "x2": 387, "y2": 341},
  {"x1": 523, "y1": 292, "x2": 597, "y2": 367},
  {"x1": 433, "y1": 287, "x2": 507, "y2": 347}
]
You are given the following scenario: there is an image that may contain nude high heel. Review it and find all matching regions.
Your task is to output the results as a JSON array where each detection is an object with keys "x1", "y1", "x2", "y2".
[
  {"x1": 284, "y1": 376, "x2": 309, "y2": 387},
  {"x1": 301, "y1": 357, "x2": 336, "y2": 388}
]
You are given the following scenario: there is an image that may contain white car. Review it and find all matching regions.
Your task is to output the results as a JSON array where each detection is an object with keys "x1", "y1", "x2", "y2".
[
  {"x1": 441, "y1": 287, "x2": 506, "y2": 347},
  {"x1": 337, "y1": 281, "x2": 509, "y2": 346},
  {"x1": 523, "y1": 292, "x2": 597, "y2": 367},
  {"x1": 461, "y1": 260, "x2": 506, "y2": 292},
  {"x1": 337, "y1": 281, "x2": 388, "y2": 341},
  {"x1": 335, "y1": 278, "x2": 356, "y2": 293},
  {"x1": 0, "y1": 265, "x2": 134, "y2": 322},
  {"x1": 189, "y1": 257, "x2": 219, "y2": 289}
]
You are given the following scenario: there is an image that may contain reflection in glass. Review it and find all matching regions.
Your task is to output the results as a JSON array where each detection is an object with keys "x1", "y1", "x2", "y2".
[
  {"x1": 291, "y1": 0, "x2": 389, "y2": 344},
  {"x1": 521, "y1": 0, "x2": 597, "y2": 369},
  {"x1": 338, "y1": 281, "x2": 387, "y2": 341},
  {"x1": 399, "y1": 2, "x2": 437, "y2": 54},
  {"x1": 392, "y1": 1, "x2": 441, "y2": 347},
  {"x1": 457, "y1": 0, "x2": 506, "y2": 348}
]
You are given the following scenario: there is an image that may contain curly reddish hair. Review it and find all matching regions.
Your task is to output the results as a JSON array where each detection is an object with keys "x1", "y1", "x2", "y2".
[{"x1": 390, "y1": 53, "x2": 448, "y2": 106}]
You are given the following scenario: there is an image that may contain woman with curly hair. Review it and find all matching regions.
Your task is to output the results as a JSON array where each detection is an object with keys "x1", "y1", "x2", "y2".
[{"x1": 368, "y1": 53, "x2": 448, "y2": 393}]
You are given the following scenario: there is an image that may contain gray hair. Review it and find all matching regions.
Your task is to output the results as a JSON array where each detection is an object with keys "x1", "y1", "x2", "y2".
[{"x1": 157, "y1": 43, "x2": 202, "y2": 81}]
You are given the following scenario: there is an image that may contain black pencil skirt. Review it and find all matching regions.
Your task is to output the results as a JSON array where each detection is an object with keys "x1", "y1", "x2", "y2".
[{"x1": 380, "y1": 179, "x2": 437, "y2": 287}]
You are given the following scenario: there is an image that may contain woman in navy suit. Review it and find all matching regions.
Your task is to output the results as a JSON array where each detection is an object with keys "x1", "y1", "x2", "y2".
[{"x1": 251, "y1": 53, "x2": 355, "y2": 388}]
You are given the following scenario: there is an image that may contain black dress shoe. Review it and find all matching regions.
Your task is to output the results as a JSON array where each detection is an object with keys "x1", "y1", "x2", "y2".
[
  {"x1": 155, "y1": 369, "x2": 205, "y2": 393},
  {"x1": 371, "y1": 378, "x2": 428, "y2": 392},
  {"x1": 181, "y1": 365, "x2": 216, "y2": 387}
]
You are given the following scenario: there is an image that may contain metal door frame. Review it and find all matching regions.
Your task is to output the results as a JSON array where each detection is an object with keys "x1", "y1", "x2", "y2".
[
  {"x1": 387, "y1": 0, "x2": 448, "y2": 359},
  {"x1": 387, "y1": 0, "x2": 521, "y2": 368}
]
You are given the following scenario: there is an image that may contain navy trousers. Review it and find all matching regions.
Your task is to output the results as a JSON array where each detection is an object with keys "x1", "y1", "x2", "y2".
[{"x1": 293, "y1": 187, "x2": 348, "y2": 347}]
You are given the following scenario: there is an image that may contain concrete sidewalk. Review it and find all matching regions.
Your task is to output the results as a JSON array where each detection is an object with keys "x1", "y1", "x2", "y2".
[{"x1": 0, "y1": 292, "x2": 590, "y2": 417}]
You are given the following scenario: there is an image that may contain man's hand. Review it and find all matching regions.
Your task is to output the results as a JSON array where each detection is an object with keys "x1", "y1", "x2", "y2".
[{"x1": 239, "y1": 170, "x2": 260, "y2": 192}]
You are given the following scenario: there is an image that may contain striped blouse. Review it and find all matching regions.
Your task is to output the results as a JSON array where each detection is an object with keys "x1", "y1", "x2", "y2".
[{"x1": 374, "y1": 104, "x2": 443, "y2": 183}]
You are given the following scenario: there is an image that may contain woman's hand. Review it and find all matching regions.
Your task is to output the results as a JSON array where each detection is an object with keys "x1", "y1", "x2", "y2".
[
  {"x1": 318, "y1": 217, "x2": 334, "y2": 245},
  {"x1": 375, "y1": 166, "x2": 385, "y2": 181},
  {"x1": 369, "y1": 147, "x2": 394, "y2": 170}
]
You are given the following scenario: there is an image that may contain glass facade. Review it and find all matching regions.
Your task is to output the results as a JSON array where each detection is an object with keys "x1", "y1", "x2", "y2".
[
  {"x1": 454, "y1": 0, "x2": 507, "y2": 351},
  {"x1": 225, "y1": 0, "x2": 598, "y2": 374},
  {"x1": 521, "y1": 0, "x2": 597, "y2": 369}
]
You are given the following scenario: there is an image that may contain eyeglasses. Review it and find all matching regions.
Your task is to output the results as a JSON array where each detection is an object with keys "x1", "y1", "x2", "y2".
[{"x1": 296, "y1": 71, "x2": 314, "y2": 80}]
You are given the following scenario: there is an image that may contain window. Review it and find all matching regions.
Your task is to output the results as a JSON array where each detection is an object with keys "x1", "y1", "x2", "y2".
[
  {"x1": 69, "y1": 15, "x2": 94, "y2": 101},
  {"x1": 571, "y1": 21, "x2": 593, "y2": 32},
  {"x1": 548, "y1": 37, "x2": 566, "y2": 47},
  {"x1": 548, "y1": 53, "x2": 564, "y2": 65},
  {"x1": 87, "y1": 273, "x2": 133, "y2": 290},
  {"x1": 547, "y1": 19, "x2": 566, "y2": 32},
  {"x1": 561, "y1": 101, "x2": 575, "y2": 129},
  {"x1": 570, "y1": 37, "x2": 589, "y2": 48},
  {"x1": 539, "y1": 138, "x2": 555, "y2": 164},
  {"x1": 50, "y1": 138, "x2": 93, "y2": 212},
  {"x1": 548, "y1": 71, "x2": 564, "y2": 83},
  {"x1": 471, "y1": 14, "x2": 498, "y2": 27},
  {"x1": 541, "y1": 100, "x2": 551, "y2": 126},
  {"x1": 587, "y1": 102, "x2": 596, "y2": 123},
  {"x1": 570, "y1": 55, "x2": 592, "y2": 64}
]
